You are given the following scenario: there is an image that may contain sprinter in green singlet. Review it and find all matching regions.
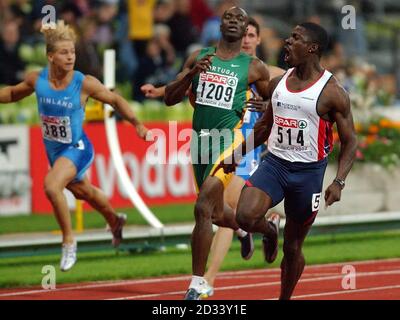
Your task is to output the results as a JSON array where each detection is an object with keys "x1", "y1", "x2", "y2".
[
  {"x1": 190, "y1": 46, "x2": 251, "y2": 188},
  {"x1": 164, "y1": 6, "x2": 272, "y2": 300}
]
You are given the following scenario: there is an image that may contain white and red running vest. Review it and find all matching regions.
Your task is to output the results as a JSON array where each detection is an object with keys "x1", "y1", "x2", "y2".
[{"x1": 268, "y1": 67, "x2": 334, "y2": 163}]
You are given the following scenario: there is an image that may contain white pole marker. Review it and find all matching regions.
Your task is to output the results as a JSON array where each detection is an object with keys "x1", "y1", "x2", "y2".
[{"x1": 103, "y1": 49, "x2": 164, "y2": 229}]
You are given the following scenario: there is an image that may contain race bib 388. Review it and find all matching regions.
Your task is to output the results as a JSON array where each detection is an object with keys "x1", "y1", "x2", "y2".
[{"x1": 41, "y1": 115, "x2": 72, "y2": 144}]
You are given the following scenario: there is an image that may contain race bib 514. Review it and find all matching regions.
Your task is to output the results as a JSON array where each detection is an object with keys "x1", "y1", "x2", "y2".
[{"x1": 272, "y1": 115, "x2": 310, "y2": 152}]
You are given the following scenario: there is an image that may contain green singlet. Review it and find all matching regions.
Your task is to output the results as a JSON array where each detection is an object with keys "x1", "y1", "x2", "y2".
[{"x1": 190, "y1": 47, "x2": 253, "y2": 189}]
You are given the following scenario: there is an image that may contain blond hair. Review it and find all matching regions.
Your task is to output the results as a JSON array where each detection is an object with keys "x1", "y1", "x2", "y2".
[{"x1": 40, "y1": 20, "x2": 77, "y2": 53}]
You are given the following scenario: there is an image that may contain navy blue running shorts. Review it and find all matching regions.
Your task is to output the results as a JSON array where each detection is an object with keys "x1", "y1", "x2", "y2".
[
  {"x1": 46, "y1": 134, "x2": 94, "y2": 183},
  {"x1": 245, "y1": 152, "x2": 328, "y2": 226}
]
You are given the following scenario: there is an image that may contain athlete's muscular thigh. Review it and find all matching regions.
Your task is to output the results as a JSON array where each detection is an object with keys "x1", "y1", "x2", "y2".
[
  {"x1": 45, "y1": 157, "x2": 77, "y2": 190},
  {"x1": 195, "y1": 175, "x2": 225, "y2": 221},
  {"x1": 223, "y1": 175, "x2": 245, "y2": 211},
  {"x1": 236, "y1": 186, "x2": 272, "y2": 227},
  {"x1": 66, "y1": 177, "x2": 94, "y2": 200}
]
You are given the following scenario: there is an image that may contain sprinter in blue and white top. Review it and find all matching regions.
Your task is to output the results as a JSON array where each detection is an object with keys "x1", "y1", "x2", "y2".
[
  {"x1": 235, "y1": 83, "x2": 265, "y2": 180},
  {"x1": 36, "y1": 67, "x2": 94, "y2": 181},
  {"x1": 0, "y1": 21, "x2": 149, "y2": 272}
]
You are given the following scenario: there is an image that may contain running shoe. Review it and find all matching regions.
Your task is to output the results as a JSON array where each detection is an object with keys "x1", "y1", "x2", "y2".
[
  {"x1": 60, "y1": 242, "x2": 77, "y2": 272},
  {"x1": 238, "y1": 232, "x2": 254, "y2": 260},
  {"x1": 200, "y1": 283, "x2": 214, "y2": 299},
  {"x1": 262, "y1": 213, "x2": 280, "y2": 263},
  {"x1": 111, "y1": 213, "x2": 127, "y2": 248},
  {"x1": 184, "y1": 288, "x2": 202, "y2": 300}
]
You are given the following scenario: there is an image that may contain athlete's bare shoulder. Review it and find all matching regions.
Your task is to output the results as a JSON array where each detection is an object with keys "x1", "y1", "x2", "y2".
[
  {"x1": 82, "y1": 74, "x2": 99, "y2": 85},
  {"x1": 322, "y1": 76, "x2": 350, "y2": 114},
  {"x1": 249, "y1": 56, "x2": 264, "y2": 67},
  {"x1": 184, "y1": 49, "x2": 202, "y2": 69},
  {"x1": 249, "y1": 56, "x2": 269, "y2": 82},
  {"x1": 81, "y1": 74, "x2": 102, "y2": 95},
  {"x1": 24, "y1": 70, "x2": 40, "y2": 89}
]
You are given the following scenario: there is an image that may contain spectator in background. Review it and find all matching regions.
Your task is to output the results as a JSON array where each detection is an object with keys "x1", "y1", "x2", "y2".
[
  {"x1": 0, "y1": 0, "x2": 10, "y2": 24},
  {"x1": 0, "y1": 21, "x2": 25, "y2": 85},
  {"x1": 154, "y1": 0, "x2": 175, "y2": 24},
  {"x1": 72, "y1": 0, "x2": 92, "y2": 16},
  {"x1": 128, "y1": 0, "x2": 156, "y2": 57},
  {"x1": 115, "y1": 0, "x2": 138, "y2": 83},
  {"x1": 133, "y1": 24, "x2": 176, "y2": 102},
  {"x1": 200, "y1": 0, "x2": 238, "y2": 47},
  {"x1": 92, "y1": 0, "x2": 119, "y2": 52},
  {"x1": 59, "y1": 2, "x2": 82, "y2": 35},
  {"x1": 333, "y1": 0, "x2": 368, "y2": 60},
  {"x1": 75, "y1": 17, "x2": 103, "y2": 80},
  {"x1": 189, "y1": 0, "x2": 213, "y2": 33},
  {"x1": 252, "y1": 14, "x2": 284, "y2": 65},
  {"x1": 154, "y1": 23, "x2": 176, "y2": 67},
  {"x1": 167, "y1": 0, "x2": 198, "y2": 58},
  {"x1": 7, "y1": 1, "x2": 33, "y2": 42}
]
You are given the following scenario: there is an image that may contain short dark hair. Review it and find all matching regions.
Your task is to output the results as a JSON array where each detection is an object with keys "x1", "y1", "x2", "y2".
[
  {"x1": 298, "y1": 22, "x2": 328, "y2": 56},
  {"x1": 247, "y1": 17, "x2": 260, "y2": 36}
]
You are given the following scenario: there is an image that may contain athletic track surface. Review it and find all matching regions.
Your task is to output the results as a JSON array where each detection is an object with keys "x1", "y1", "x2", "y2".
[{"x1": 0, "y1": 258, "x2": 399, "y2": 300}]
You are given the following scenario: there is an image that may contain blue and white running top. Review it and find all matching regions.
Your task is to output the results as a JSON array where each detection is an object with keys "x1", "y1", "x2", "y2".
[
  {"x1": 235, "y1": 84, "x2": 265, "y2": 180},
  {"x1": 35, "y1": 68, "x2": 94, "y2": 181},
  {"x1": 36, "y1": 67, "x2": 86, "y2": 152}
]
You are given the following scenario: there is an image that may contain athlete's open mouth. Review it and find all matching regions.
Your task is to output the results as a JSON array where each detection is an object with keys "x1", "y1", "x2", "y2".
[
  {"x1": 228, "y1": 26, "x2": 238, "y2": 32},
  {"x1": 284, "y1": 45, "x2": 291, "y2": 62}
]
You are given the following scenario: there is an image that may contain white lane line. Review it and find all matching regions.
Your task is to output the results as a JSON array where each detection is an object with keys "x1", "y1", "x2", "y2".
[
  {"x1": 289, "y1": 284, "x2": 400, "y2": 300},
  {"x1": 217, "y1": 273, "x2": 336, "y2": 280},
  {"x1": 0, "y1": 276, "x2": 190, "y2": 298},
  {"x1": 1, "y1": 258, "x2": 399, "y2": 298},
  {"x1": 108, "y1": 269, "x2": 400, "y2": 300}
]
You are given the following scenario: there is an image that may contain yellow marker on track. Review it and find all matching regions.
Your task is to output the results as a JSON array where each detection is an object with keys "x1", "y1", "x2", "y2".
[{"x1": 75, "y1": 200, "x2": 83, "y2": 233}]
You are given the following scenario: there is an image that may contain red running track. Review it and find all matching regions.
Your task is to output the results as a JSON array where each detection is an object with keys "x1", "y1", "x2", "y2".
[{"x1": 0, "y1": 258, "x2": 399, "y2": 300}]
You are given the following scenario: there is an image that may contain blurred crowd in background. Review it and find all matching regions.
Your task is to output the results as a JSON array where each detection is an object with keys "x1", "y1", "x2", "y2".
[{"x1": 0, "y1": 0, "x2": 399, "y2": 105}]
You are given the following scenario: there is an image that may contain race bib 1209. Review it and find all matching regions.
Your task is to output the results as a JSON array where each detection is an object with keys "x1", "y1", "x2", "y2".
[{"x1": 196, "y1": 72, "x2": 238, "y2": 110}]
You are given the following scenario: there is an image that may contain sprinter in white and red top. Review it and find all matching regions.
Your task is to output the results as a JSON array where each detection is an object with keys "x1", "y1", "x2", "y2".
[
  {"x1": 268, "y1": 66, "x2": 334, "y2": 162},
  {"x1": 216, "y1": 22, "x2": 358, "y2": 300}
]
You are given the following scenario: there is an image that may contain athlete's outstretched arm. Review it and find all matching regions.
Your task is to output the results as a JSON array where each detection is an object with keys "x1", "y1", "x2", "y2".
[
  {"x1": 325, "y1": 83, "x2": 357, "y2": 207},
  {"x1": 83, "y1": 75, "x2": 148, "y2": 139},
  {"x1": 140, "y1": 83, "x2": 195, "y2": 108},
  {"x1": 0, "y1": 72, "x2": 38, "y2": 103},
  {"x1": 140, "y1": 84, "x2": 166, "y2": 99},
  {"x1": 164, "y1": 50, "x2": 213, "y2": 106}
]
